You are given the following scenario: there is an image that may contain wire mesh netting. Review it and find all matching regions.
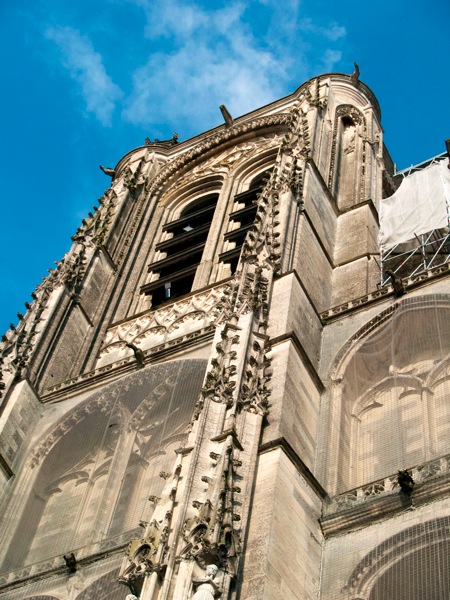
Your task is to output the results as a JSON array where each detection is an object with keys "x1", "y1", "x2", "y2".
[
  {"x1": 342, "y1": 516, "x2": 450, "y2": 600},
  {"x1": 324, "y1": 294, "x2": 450, "y2": 599},
  {"x1": 0, "y1": 358, "x2": 207, "y2": 577},
  {"x1": 334, "y1": 294, "x2": 450, "y2": 492}
]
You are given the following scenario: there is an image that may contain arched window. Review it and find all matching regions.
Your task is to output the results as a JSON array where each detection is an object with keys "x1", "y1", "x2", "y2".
[
  {"x1": 352, "y1": 377, "x2": 424, "y2": 485},
  {"x1": 0, "y1": 360, "x2": 207, "y2": 572},
  {"x1": 75, "y1": 569, "x2": 126, "y2": 600},
  {"x1": 344, "y1": 516, "x2": 450, "y2": 600},
  {"x1": 141, "y1": 194, "x2": 218, "y2": 307},
  {"x1": 324, "y1": 295, "x2": 450, "y2": 493}
]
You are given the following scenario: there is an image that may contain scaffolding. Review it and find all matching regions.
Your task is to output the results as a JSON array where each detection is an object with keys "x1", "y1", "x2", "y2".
[{"x1": 379, "y1": 154, "x2": 450, "y2": 286}]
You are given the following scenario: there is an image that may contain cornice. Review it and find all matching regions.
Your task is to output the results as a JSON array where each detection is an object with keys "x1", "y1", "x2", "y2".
[
  {"x1": 321, "y1": 452, "x2": 450, "y2": 537},
  {"x1": 41, "y1": 326, "x2": 215, "y2": 403},
  {"x1": 0, "y1": 530, "x2": 135, "y2": 592},
  {"x1": 320, "y1": 262, "x2": 450, "y2": 323}
]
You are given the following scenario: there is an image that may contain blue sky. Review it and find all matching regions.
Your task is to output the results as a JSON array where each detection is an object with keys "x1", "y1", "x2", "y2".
[{"x1": 0, "y1": 0, "x2": 449, "y2": 334}]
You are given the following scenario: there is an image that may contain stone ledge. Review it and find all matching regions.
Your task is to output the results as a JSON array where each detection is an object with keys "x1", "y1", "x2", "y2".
[
  {"x1": 259, "y1": 436, "x2": 327, "y2": 499},
  {"x1": 0, "y1": 528, "x2": 138, "y2": 592},
  {"x1": 41, "y1": 326, "x2": 215, "y2": 402},
  {"x1": 320, "y1": 262, "x2": 450, "y2": 322},
  {"x1": 321, "y1": 454, "x2": 450, "y2": 537}
]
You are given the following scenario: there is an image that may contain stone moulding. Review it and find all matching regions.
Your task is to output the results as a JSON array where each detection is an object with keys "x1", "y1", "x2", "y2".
[
  {"x1": 320, "y1": 261, "x2": 450, "y2": 322},
  {"x1": 321, "y1": 452, "x2": 450, "y2": 536},
  {"x1": 343, "y1": 515, "x2": 450, "y2": 598},
  {"x1": 42, "y1": 326, "x2": 215, "y2": 401},
  {"x1": 328, "y1": 104, "x2": 367, "y2": 199},
  {"x1": 98, "y1": 282, "x2": 229, "y2": 363},
  {"x1": 145, "y1": 114, "x2": 290, "y2": 200},
  {"x1": 0, "y1": 527, "x2": 139, "y2": 591}
]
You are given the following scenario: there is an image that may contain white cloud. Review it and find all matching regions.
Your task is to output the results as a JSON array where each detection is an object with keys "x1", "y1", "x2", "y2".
[
  {"x1": 319, "y1": 49, "x2": 344, "y2": 73},
  {"x1": 298, "y1": 17, "x2": 346, "y2": 41},
  {"x1": 45, "y1": 26, "x2": 123, "y2": 126},
  {"x1": 122, "y1": 0, "x2": 346, "y2": 133}
]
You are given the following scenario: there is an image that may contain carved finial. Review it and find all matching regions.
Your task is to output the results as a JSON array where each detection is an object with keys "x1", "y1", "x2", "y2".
[
  {"x1": 350, "y1": 62, "x2": 360, "y2": 84},
  {"x1": 219, "y1": 104, "x2": 234, "y2": 127},
  {"x1": 445, "y1": 138, "x2": 450, "y2": 168},
  {"x1": 100, "y1": 165, "x2": 115, "y2": 178}
]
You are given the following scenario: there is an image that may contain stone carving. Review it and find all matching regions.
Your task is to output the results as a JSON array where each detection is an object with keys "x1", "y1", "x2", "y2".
[
  {"x1": 328, "y1": 104, "x2": 367, "y2": 196},
  {"x1": 0, "y1": 527, "x2": 140, "y2": 588},
  {"x1": 319, "y1": 288, "x2": 393, "y2": 322},
  {"x1": 99, "y1": 284, "x2": 227, "y2": 363},
  {"x1": 199, "y1": 328, "x2": 240, "y2": 408},
  {"x1": 324, "y1": 451, "x2": 450, "y2": 516},
  {"x1": 195, "y1": 100, "x2": 314, "y2": 419},
  {"x1": 100, "y1": 164, "x2": 115, "y2": 178},
  {"x1": 163, "y1": 135, "x2": 283, "y2": 198},
  {"x1": 146, "y1": 114, "x2": 289, "y2": 199},
  {"x1": 117, "y1": 92, "x2": 320, "y2": 599},
  {"x1": 120, "y1": 542, "x2": 156, "y2": 592},
  {"x1": 144, "y1": 132, "x2": 178, "y2": 147},
  {"x1": 281, "y1": 103, "x2": 312, "y2": 161},
  {"x1": 238, "y1": 334, "x2": 272, "y2": 416},
  {"x1": 44, "y1": 326, "x2": 214, "y2": 396},
  {"x1": 59, "y1": 240, "x2": 88, "y2": 295},
  {"x1": 350, "y1": 61, "x2": 360, "y2": 84},
  {"x1": 92, "y1": 188, "x2": 120, "y2": 249},
  {"x1": 81, "y1": 151, "x2": 159, "y2": 254},
  {"x1": 0, "y1": 233, "x2": 93, "y2": 380},
  {"x1": 192, "y1": 564, "x2": 222, "y2": 599},
  {"x1": 305, "y1": 76, "x2": 327, "y2": 109}
]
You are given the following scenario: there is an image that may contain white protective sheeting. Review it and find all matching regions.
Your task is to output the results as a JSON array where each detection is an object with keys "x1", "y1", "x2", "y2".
[{"x1": 379, "y1": 158, "x2": 450, "y2": 250}]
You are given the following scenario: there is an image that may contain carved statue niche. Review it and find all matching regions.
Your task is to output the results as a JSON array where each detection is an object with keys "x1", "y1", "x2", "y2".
[
  {"x1": 192, "y1": 564, "x2": 223, "y2": 599},
  {"x1": 119, "y1": 541, "x2": 155, "y2": 596},
  {"x1": 329, "y1": 105, "x2": 366, "y2": 209},
  {"x1": 218, "y1": 525, "x2": 240, "y2": 577}
]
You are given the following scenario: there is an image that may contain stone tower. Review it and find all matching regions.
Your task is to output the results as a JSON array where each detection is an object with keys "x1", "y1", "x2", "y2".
[{"x1": 1, "y1": 72, "x2": 449, "y2": 600}]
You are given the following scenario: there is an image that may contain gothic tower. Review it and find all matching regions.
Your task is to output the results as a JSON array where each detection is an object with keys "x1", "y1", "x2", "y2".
[{"x1": 1, "y1": 71, "x2": 449, "y2": 600}]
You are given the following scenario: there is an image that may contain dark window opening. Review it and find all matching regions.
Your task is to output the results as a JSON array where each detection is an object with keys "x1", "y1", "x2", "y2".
[
  {"x1": 341, "y1": 116, "x2": 355, "y2": 128},
  {"x1": 141, "y1": 194, "x2": 218, "y2": 307},
  {"x1": 219, "y1": 170, "x2": 272, "y2": 274}
]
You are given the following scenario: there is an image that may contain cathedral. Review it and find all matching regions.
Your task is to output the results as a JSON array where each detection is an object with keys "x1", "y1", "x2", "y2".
[{"x1": 0, "y1": 70, "x2": 449, "y2": 600}]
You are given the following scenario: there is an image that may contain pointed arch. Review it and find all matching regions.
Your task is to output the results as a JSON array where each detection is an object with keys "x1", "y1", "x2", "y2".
[
  {"x1": 323, "y1": 294, "x2": 450, "y2": 492},
  {"x1": 0, "y1": 359, "x2": 207, "y2": 572},
  {"x1": 344, "y1": 516, "x2": 450, "y2": 599},
  {"x1": 329, "y1": 104, "x2": 366, "y2": 209}
]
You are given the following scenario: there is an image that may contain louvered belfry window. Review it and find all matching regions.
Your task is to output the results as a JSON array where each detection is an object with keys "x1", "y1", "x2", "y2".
[
  {"x1": 219, "y1": 171, "x2": 270, "y2": 275},
  {"x1": 142, "y1": 194, "x2": 218, "y2": 307}
]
